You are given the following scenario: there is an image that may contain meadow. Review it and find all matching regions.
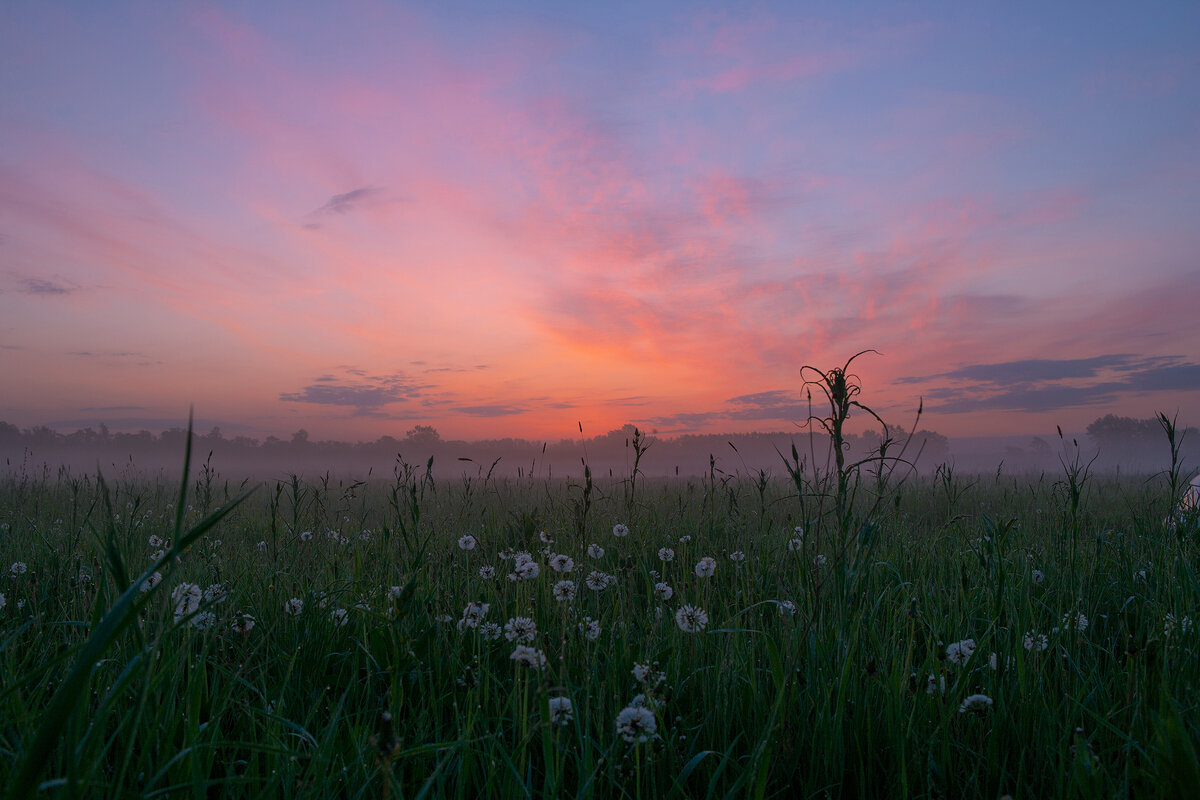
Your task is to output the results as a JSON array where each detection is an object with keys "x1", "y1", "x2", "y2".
[{"x1": 1, "y1": 416, "x2": 1198, "y2": 799}]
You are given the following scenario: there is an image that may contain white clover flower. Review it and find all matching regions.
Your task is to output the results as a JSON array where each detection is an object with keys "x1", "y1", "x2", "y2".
[
  {"x1": 658, "y1": 547, "x2": 675, "y2": 562},
  {"x1": 612, "y1": 523, "x2": 629, "y2": 538},
  {"x1": 1023, "y1": 630, "x2": 1048, "y2": 651},
  {"x1": 330, "y1": 608, "x2": 349, "y2": 627},
  {"x1": 959, "y1": 694, "x2": 993, "y2": 714},
  {"x1": 150, "y1": 549, "x2": 165, "y2": 562},
  {"x1": 478, "y1": 565, "x2": 496, "y2": 579},
  {"x1": 945, "y1": 638, "x2": 976, "y2": 665},
  {"x1": 386, "y1": 585, "x2": 403, "y2": 600},
  {"x1": 256, "y1": 540, "x2": 267, "y2": 552},
  {"x1": 925, "y1": 674, "x2": 945, "y2": 695},
  {"x1": 509, "y1": 552, "x2": 539, "y2": 581},
  {"x1": 203, "y1": 584, "x2": 227, "y2": 604},
  {"x1": 632, "y1": 662, "x2": 665, "y2": 686},
  {"x1": 548, "y1": 553, "x2": 574, "y2": 573},
  {"x1": 479, "y1": 621, "x2": 502, "y2": 641},
  {"x1": 1164, "y1": 613, "x2": 1194, "y2": 639},
  {"x1": 299, "y1": 530, "x2": 313, "y2": 542},
  {"x1": 587, "y1": 543, "x2": 605, "y2": 559},
  {"x1": 509, "y1": 644, "x2": 547, "y2": 670},
  {"x1": 813, "y1": 554, "x2": 827, "y2": 567},
  {"x1": 729, "y1": 550, "x2": 745, "y2": 562},
  {"x1": 190, "y1": 611, "x2": 216, "y2": 630},
  {"x1": 616, "y1": 705, "x2": 657, "y2": 743},
  {"x1": 458, "y1": 534, "x2": 477, "y2": 551},
  {"x1": 171, "y1": 583, "x2": 203, "y2": 622},
  {"x1": 1061, "y1": 611, "x2": 1088, "y2": 632},
  {"x1": 552, "y1": 580, "x2": 576, "y2": 602},
  {"x1": 284, "y1": 597, "x2": 304, "y2": 616},
  {"x1": 138, "y1": 571, "x2": 163, "y2": 593},
  {"x1": 654, "y1": 582, "x2": 674, "y2": 601},
  {"x1": 148, "y1": 535, "x2": 163, "y2": 548},
  {"x1": 548, "y1": 695, "x2": 573, "y2": 726},
  {"x1": 579, "y1": 617, "x2": 601, "y2": 641},
  {"x1": 1031, "y1": 569, "x2": 1044, "y2": 584},
  {"x1": 504, "y1": 616, "x2": 537, "y2": 643},
  {"x1": 678, "y1": 534, "x2": 692, "y2": 544},
  {"x1": 778, "y1": 599, "x2": 797, "y2": 616},
  {"x1": 585, "y1": 571, "x2": 611, "y2": 591},
  {"x1": 458, "y1": 601, "x2": 490, "y2": 629},
  {"x1": 694, "y1": 557, "x2": 716, "y2": 578},
  {"x1": 675, "y1": 605, "x2": 708, "y2": 633},
  {"x1": 787, "y1": 538, "x2": 803, "y2": 552},
  {"x1": 232, "y1": 614, "x2": 256, "y2": 633},
  {"x1": 10, "y1": 562, "x2": 27, "y2": 577},
  {"x1": 539, "y1": 530, "x2": 554, "y2": 543}
]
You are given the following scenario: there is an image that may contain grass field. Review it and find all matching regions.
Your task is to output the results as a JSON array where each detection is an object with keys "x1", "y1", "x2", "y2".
[{"x1": 1, "y1": 423, "x2": 1198, "y2": 798}]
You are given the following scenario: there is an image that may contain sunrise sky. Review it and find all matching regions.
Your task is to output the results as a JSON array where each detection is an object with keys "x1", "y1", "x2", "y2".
[{"x1": 1, "y1": 2, "x2": 1197, "y2": 443}]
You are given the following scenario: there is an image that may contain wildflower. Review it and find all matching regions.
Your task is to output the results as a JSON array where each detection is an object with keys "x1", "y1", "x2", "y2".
[
  {"x1": 945, "y1": 639, "x2": 976, "y2": 665},
  {"x1": 284, "y1": 598, "x2": 304, "y2": 616},
  {"x1": 579, "y1": 617, "x2": 601, "y2": 640},
  {"x1": 694, "y1": 557, "x2": 716, "y2": 578},
  {"x1": 587, "y1": 543, "x2": 605, "y2": 559},
  {"x1": 729, "y1": 550, "x2": 745, "y2": 562},
  {"x1": 552, "y1": 580, "x2": 576, "y2": 602},
  {"x1": 613, "y1": 523, "x2": 629, "y2": 538},
  {"x1": 813, "y1": 554, "x2": 827, "y2": 567},
  {"x1": 548, "y1": 553, "x2": 575, "y2": 573},
  {"x1": 1164, "y1": 613, "x2": 1194, "y2": 639},
  {"x1": 1031, "y1": 569, "x2": 1044, "y2": 585},
  {"x1": 510, "y1": 552, "x2": 539, "y2": 581},
  {"x1": 1060, "y1": 611, "x2": 1089, "y2": 632},
  {"x1": 654, "y1": 582, "x2": 674, "y2": 601},
  {"x1": 548, "y1": 696, "x2": 573, "y2": 726},
  {"x1": 498, "y1": 548, "x2": 515, "y2": 560},
  {"x1": 138, "y1": 571, "x2": 163, "y2": 592},
  {"x1": 458, "y1": 534, "x2": 477, "y2": 551},
  {"x1": 171, "y1": 583, "x2": 203, "y2": 622},
  {"x1": 478, "y1": 565, "x2": 496, "y2": 579},
  {"x1": 793, "y1": 525, "x2": 805, "y2": 539},
  {"x1": 190, "y1": 611, "x2": 216, "y2": 630},
  {"x1": 678, "y1": 534, "x2": 692, "y2": 544},
  {"x1": 203, "y1": 584, "x2": 228, "y2": 604},
  {"x1": 256, "y1": 540, "x2": 267, "y2": 552},
  {"x1": 509, "y1": 644, "x2": 547, "y2": 670},
  {"x1": 658, "y1": 547, "x2": 675, "y2": 562},
  {"x1": 632, "y1": 662, "x2": 665, "y2": 686},
  {"x1": 479, "y1": 621, "x2": 502, "y2": 641},
  {"x1": 148, "y1": 535, "x2": 163, "y2": 548},
  {"x1": 1023, "y1": 630, "x2": 1049, "y2": 651},
  {"x1": 330, "y1": 608, "x2": 349, "y2": 627},
  {"x1": 675, "y1": 605, "x2": 708, "y2": 633},
  {"x1": 615, "y1": 705, "x2": 657, "y2": 743},
  {"x1": 585, "y1": 571, "x2": 611, "y2": 591},
  {"x1": 10, "y1": 562, "x2": 27, "y2": 577},
  {"x1": 504, "y1": 616, "x2": 537, "y2": 643},
  {"x1": 778, "y1": 599, "x2": 797, "y2": 616},
  {"x1": 387, "y1": 585, "x2": 403, "y2": 600},
  {"x1": 959, "y1": 694, "x2": 993, "y2": 714},
  {"x1": 459, "y1": 601, "x2": 490, "y2": 629},
  {"x1": 539, "y1": 530, "x2": 554, "y2": 543},
  {"x1": 150, "y1": 549, "x2": 165, "y2": 561},
  {"x1": 299, "y1": 530, "x2": 313, "y2": 542},
  {"x1": 232, "y1": 614, "x2": 256, "y2": 633},
  {"x1": 925, "y1": 674, "x2": 945, "y2": 695}
]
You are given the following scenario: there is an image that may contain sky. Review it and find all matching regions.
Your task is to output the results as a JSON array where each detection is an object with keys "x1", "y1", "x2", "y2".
[{"x1": 1, "y1": 1, "x2": 1198, "y2": 443}]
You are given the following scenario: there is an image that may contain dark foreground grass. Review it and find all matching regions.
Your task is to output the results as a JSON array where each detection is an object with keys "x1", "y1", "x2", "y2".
[{"x1": 0, "y1": 446, "x2": 1197, "y2": 799}]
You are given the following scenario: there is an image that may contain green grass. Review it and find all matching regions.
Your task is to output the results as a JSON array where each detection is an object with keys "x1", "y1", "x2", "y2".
[{"x1": 0, "y1": 445, "x2": 1197, "y2": 798}]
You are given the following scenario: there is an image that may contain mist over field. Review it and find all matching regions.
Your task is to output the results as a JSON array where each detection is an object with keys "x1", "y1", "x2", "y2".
[{"x1": 3, "y1": 413, "x2": 1196, "y2": 482}]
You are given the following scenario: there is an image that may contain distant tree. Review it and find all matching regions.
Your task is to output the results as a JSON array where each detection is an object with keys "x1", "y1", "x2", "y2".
[
  {"x1": 913, "y1": 430, "x2": 950, "y2": 462},
  {"x1": 405, "y1": 425, "x2": 441, "y2": 448},
  {"x1": 290, "y1": 429, "x2": 310, "y2": 446},
  {"x1": 206, "y1": 426, "x2": 224, "y2": 441},
  {"x1": 1086, "y1": 415, "x2": 1159, "y2": 447}
]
